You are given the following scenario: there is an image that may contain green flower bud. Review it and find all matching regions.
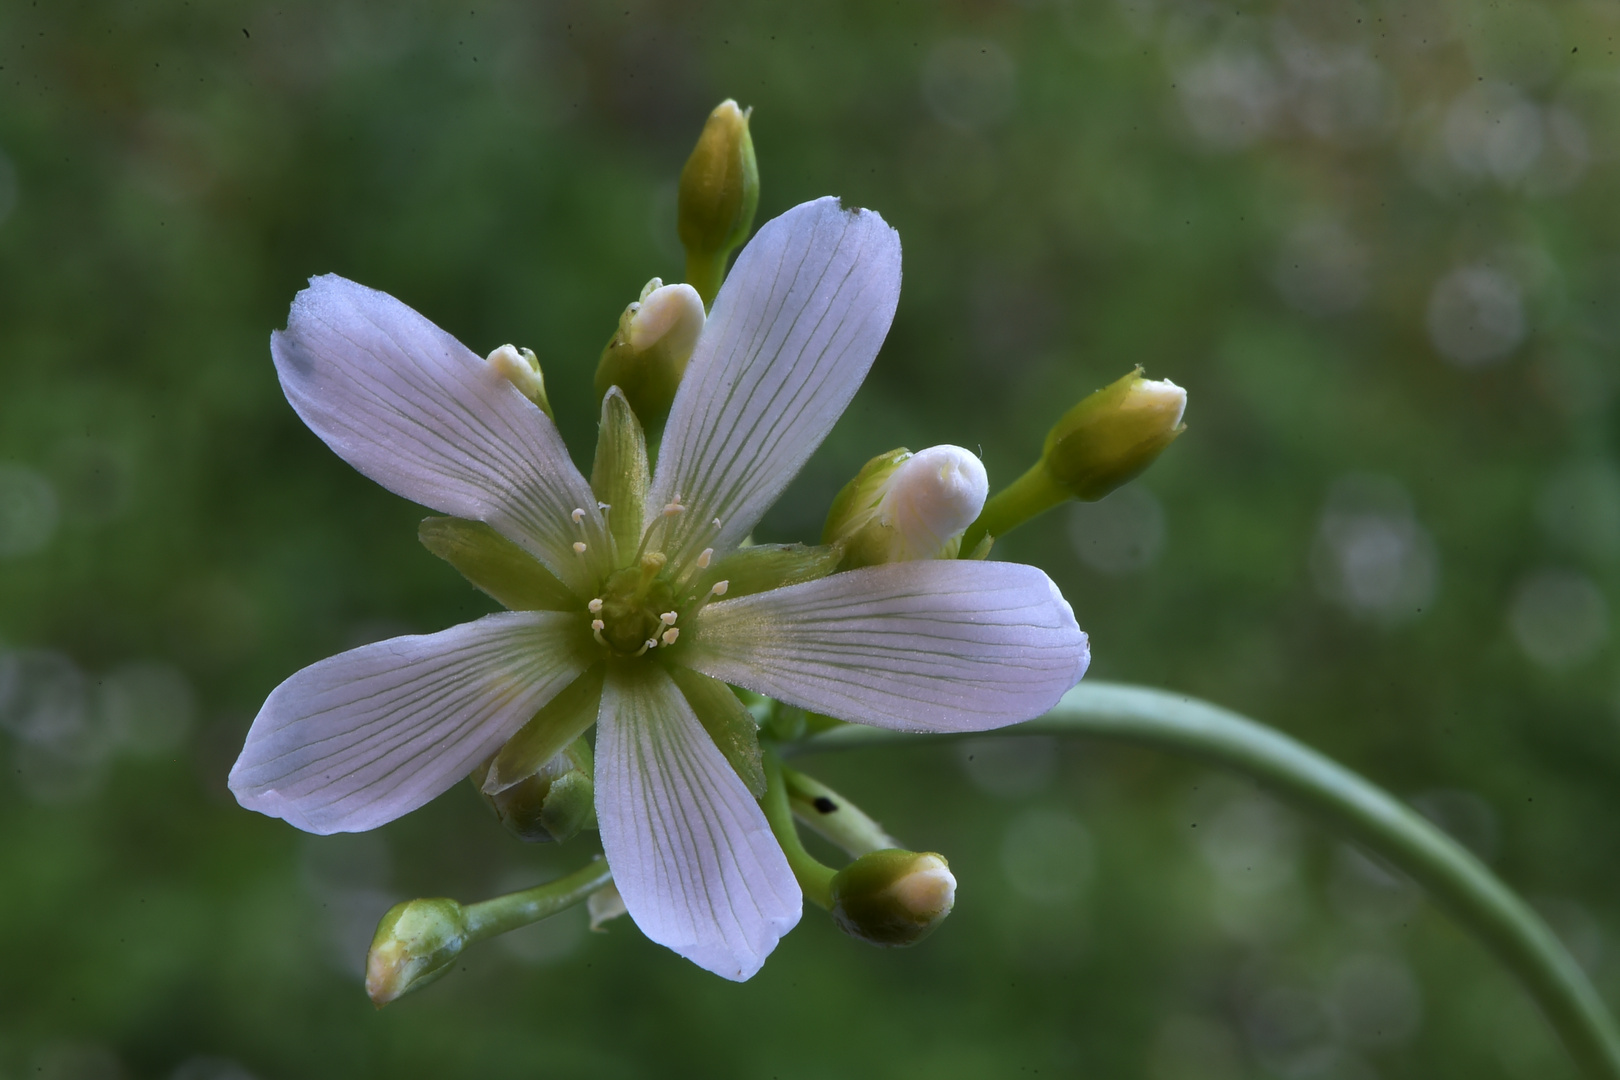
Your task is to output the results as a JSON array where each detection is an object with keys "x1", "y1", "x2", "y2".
[
  {"x1": 678, "y1": 99, "x2": 759, "y2": 307},
  {"x1": 477, "y1": 738, "x2": 594, "y2": 844},
  {"x1": 1043, "y1": 366, "x2": 1186, "y2": 501},
  {"x1": 594, "y1": 278, "x2": 706, "y2": 430},
  {"x1": 486, "y1": 344, "x2": 553, "y2": 420},
  {"x1": 823, "y1": 445, "x2": 989, "y2": 569},
  {"x1": 364, "y1": 897, "x2": 469, "y2": 1007},
  {"x1": 829, "y1": 850, "x2": 957, "y2": 948}
]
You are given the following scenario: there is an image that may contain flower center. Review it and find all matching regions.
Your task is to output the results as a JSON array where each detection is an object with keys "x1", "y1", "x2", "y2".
[{"x1": 590, "y1": 552, "x2": 678, "y2": 656}]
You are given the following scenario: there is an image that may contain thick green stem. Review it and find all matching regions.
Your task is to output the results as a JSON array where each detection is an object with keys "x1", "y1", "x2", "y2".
[
  {"x1": 960, "y1": 460, "x2": 1068, "y2": 554},
  {"x1": 462, "y1": 858, "x2": 613, "y2": 943},
  {"x1": 782, "y1": 765, "x2": 900, "y2": 857},
  {"x1": 789, "y1": 682, "x2": 1620, "y2": 1080},
  {"x1": 685, "y1": 250, "x2": 727, "y2": 311},
  {"x1": 763, "y1": 753, "x2": 836, "y2": 908}
]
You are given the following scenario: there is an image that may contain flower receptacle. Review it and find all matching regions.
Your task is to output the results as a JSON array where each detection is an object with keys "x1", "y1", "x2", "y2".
[
  {"x1": 365, "y1": 897, "x2": 469, "y2": 1007},
  {"x1": 829, "y1": 849, "x2": 957, "y2": 948}
]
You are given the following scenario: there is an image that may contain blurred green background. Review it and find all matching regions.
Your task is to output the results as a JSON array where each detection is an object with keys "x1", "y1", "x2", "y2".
[{"x1": 2, "y1": 0, "x2": 1618, "y2": 1077}]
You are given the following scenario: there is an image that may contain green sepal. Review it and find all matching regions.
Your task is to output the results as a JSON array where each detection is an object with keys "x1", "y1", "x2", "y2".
[
  {"x1": 821, "y1": 447, "x2": 910, "y2": 546},
  {"x1": 590, "y1": 387, "x2": 649, "y2": 561},
  {"x1": 486, "y1": 666, "x2": 605, "y2": 793},
  {"x1": 694, "y1": 543, "x2": 843, "y2": 601},
  {"x1": 478, "y1": 737, "x2": 595, "y2": 843},
  {"x1": 669, "y1": 666, "x2": 765, "y2": 797},
  {"x1": 419, "y1": 517, "x2": 577, "y2": 612}
]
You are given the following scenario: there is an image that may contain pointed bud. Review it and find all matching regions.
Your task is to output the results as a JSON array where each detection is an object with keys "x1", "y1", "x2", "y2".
[
  {"x1": 823, "y1": 445, "x2": 989, "y2": 569},
  {"x1": 830, "y1": 850, "x2": 957, "y2": 948},
  {"x1": 678, "y1": 100, "x2": 759, "y2": 307},
  {"x1": 1043, "y1": 367, "x2": 1186, "y2": 501},
  {"x1": 365, "y1": 897, "x2": 469, "y2": 1006},
  {"x1": 594, "y1": 278, "x2": 706, "y2": 429},
  {"x1": 486, "y1": 344, "x2": 553, "y2": 420},
  {"x1": 477, "y1": 738, "x2": 594, "y2": 844}
]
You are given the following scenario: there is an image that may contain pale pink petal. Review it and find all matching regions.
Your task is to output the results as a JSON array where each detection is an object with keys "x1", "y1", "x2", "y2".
[
  {"x1": 273, "y1": 275, "x2": 606, "y2": 592},
  {"x1": 230, "y1": 612, "x2": 592, "y2": 834},
  {"x1": 683, "y1": 561, "x2": 1089, "y2": 732},
  {"x1": 595, "y1": 666, "x2": 800, "y2": 980},
  {"x1": 648, "y1": 198, "x2": 901, "y2": 569}
]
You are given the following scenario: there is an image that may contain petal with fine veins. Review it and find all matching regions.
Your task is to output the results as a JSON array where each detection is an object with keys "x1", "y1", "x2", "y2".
[
  {"x1": 229, "y1": 611, "x2": 593, "y2": 834},
  {"x1": 683, "y1": 561, "x2": 1090, "y2": 733},
  {"x1": 649, "y1": 198, "x2": 901, "y2": 569},
  {"x1": 595, "y1": 665, "x2": 801, "y2": 981},
  {"x1": 272, "y1": 275, "x2": 606, "y2": 592}
]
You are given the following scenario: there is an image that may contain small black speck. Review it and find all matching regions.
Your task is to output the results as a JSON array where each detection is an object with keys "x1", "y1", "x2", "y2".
[
  {"x1": 813, "y1": 796, "x2": 837, "y2": 814},
  {"x1": 242, "y1": 28, "x2": 250, "y2": 38}
]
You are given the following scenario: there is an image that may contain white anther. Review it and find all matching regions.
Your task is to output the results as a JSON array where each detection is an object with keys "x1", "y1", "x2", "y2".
[
  {"x1": 660, "y1": 611, "x2": 678, "y2": 626},
  {"x1": 710, "y1": 580, "x2": 729, "y2": 597},
  {"x1": 588, "y1": 598, "x2": 604, "y2": 614},
  {"x1": 598, "y1": 501, "x2": 611, "y2": 511},
  {"x1": 643, "y1": 638, "x2": 659, "y2": 652},
  {"x1": 696, "y1": 548, "x2": 713, "y2": 569},
  {"x1": 712, "y1": 517, "x2": 721, "y2": 529},
  {"x1": 573, "y1": 541, "x2": 588, "y2": 554},
  {"x1": 662, "y1": 501, "x2": 685, "y2": 517},
  {"x1": 660, "y1": 627, "x2": 680, "y2": 646},
  {"x1": 591, "y1": 620, "x2": 608, "y2": 647},
  {"x1": 571, "y1": 508, "x2": 586, "y2": 523},
  {"x1": 591, "y1": 618, "x2": 606, "y2": 631}
]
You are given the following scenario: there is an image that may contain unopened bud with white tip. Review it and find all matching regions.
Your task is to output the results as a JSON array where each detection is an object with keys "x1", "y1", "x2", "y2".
[
  {"x1": 830, "y1": 849, "x2": 957, "y2": 948},
  {"x1": 823, "y1": 445, "x2": 989, "y2": 569},
  {"x1": 487, "y1": 344, "x2": 553, "y2": 420},
  {"x1": 365, "y1": 897, "x2": 469, "y2": 1007},
  {"x1": 595, "y1": 278, "x2": 707, "y2": 430}
]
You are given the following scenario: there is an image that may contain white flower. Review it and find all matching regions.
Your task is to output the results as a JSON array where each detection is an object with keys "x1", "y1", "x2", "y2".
[{"x1": 229, "y1": 198, "x2": 1090, "y2": 980}]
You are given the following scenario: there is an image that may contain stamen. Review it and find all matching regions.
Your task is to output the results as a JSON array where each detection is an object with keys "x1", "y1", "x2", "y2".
[
  {"x1": 588, "y1": 598, "x2": 604, "y2": 614},
  {"x1": 571, "y1": 507, "x2": 586, "y2": 524},
  {"x1": 660, "y1": 627, "x2": 680, "y2": 646},
  {"x1": 636, "y1": 638, "x2": 657, "y2": 656},
  {"x1": 711, "y1": 580, "x2": 729, "y2": 597},
  {"x1": 659, "y1": 611, "x2": 678, "y2": 626},
  {"x1": 696, "y1": 548, "x2": 713, "y2": 569},
  {"x1": 573, "y1": 541, "x2": 588, "y2": 554},
  {"x1": 597, "y1": 502, "x2": 611, "y2": 511},
  {"x1": 591, "y1": 619, "x2": 607, "y2": 647},
  {"x1": 662, "y1": 501, "x2": 685, "y2": 517},
  {"x1": 712, "y1": 517, "x2": 721, "y2": 529}
]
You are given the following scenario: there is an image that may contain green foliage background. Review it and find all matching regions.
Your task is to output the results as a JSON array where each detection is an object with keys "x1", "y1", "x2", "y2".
[{"x1": 1, "y1": 1, "x2": 1617, "y2": 1077}]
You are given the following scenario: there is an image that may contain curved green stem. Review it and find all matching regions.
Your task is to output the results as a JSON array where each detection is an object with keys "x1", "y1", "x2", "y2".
[
  {"x1": 462, "y1": 858, "x2": 613, "y2": 943},
  {"x1": 763, "y1": 752, "x2": 836, "y2": 909},
  {"x1": 788, "y1": 681, "x2": 1620, "y2": 1080}
]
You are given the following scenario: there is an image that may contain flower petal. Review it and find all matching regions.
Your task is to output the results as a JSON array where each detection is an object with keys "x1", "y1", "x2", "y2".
[
  {"x1": 595, "y1": 665, "x2": 800, "y2": 981},
  {"x1": 683, "y1": 561, "x2": 1090, "y2": 733},
  {"x1": 648, "y1": 198, "x2": 902, "y2": 569},
  {"x1": 230, "y1": 611, "x2": 593, "y2": 834},
  {"x1": 273, "y1": 275, "x2": 606, "y2": 592}
]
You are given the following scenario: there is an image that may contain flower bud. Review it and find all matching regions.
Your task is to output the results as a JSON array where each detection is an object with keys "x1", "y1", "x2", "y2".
[
  {"x1": 1042, "y1": 367, "x2": 1186, "y2": 501},
  {"x1": 678, "y1": 99, "x2": 759, "y2": 307},
  {"x1": 478, "y1": 738, "x2": 594, "y2": 844},
  {"x1": 594, "y1": 278, "x2": 706, "y2": 430},
  {"x1": 823, "y1": 445, "x2": 989, "y2": 569},
  {"x1": 830, "y1": 850, "x2": 957, "y2": 948},
  {"x1": 486, "y1": 344, "x2": 553, "y2": 420},
  {"x1": 365, "y1": 897, "x2": 468, "y2": 1006}
]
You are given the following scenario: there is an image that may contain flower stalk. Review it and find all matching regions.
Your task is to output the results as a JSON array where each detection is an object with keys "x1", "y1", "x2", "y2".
[{"x1": 791, "y1": 682, "x2": 1620, "y2": 1080}]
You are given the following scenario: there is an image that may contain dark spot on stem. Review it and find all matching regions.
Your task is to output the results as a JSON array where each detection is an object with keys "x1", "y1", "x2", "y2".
[{"x1": 812, "y1": 796, "x2": 837, "y2": 814}]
